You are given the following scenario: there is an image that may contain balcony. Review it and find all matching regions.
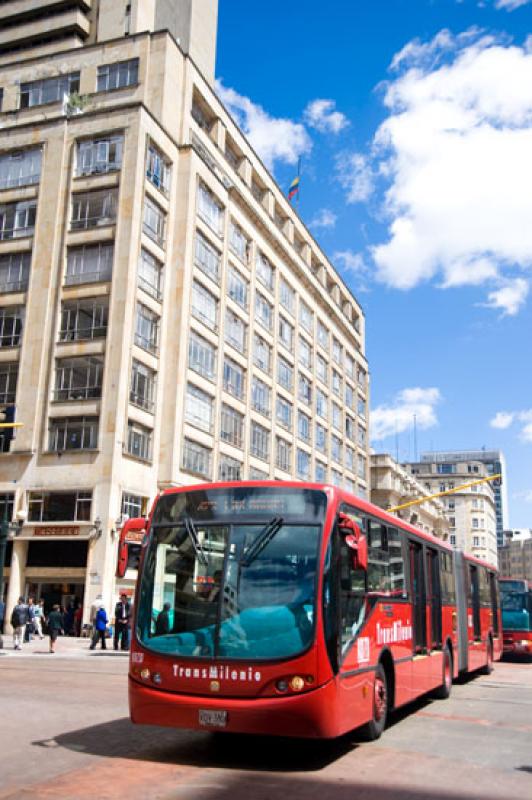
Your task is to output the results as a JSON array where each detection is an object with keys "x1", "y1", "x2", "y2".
[{"x1": 0, "y1": 4, "x2": 91, "y2": 53}]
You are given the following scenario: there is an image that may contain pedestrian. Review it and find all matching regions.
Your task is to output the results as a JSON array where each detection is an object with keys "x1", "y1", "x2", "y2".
[
  {"x1": 73, "y1": 603, "x2": 82, "y2": 637},
  {"x1": 155, "y1": 602, "x2": 171, "y2": 636},
  {"x1": 25, "y1": 598, "x2": 36, "y2": 642},
  {"x1": 33, "y1": 599, "x2": 45, "y2": 640},
  {"x1": 10, "y1": 596, "x2": 28, "y2": 650},
  {"x1": 89, "y1": 604, "x2": 108, "y2": 650},
  {"x1": 113, "y1": 593, "x2": 131, "y2": 651},
  {"x1": 46, "y1": 604, "x2": 63, "y2": 653},
  {"x1": 0, "y1": 598, "x2": 5, "y2": 634}
]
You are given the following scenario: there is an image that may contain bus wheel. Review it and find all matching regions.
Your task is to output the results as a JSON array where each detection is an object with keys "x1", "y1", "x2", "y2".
[
  {"x1": 360, "y1": 663, "x2": 388, "y2": 741},
  {"x1": 480, "y1": 640, "x2": 493, "y2": 675},
  {"x1": 432, "y1": 646, "x2": 452, "y2": 699}
]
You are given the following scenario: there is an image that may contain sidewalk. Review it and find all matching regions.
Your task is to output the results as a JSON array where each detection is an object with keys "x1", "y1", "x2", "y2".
[{"x1": 0, "y1": 634, "x2": 130, "y2": 659}]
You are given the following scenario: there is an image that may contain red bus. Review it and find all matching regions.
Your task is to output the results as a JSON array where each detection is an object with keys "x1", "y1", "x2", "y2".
[
  {"x1": 499, "y1": 578, "x2": 532, "y2": 657},
  {"x1": 124, "y1": 482, "x2": 502, "y2": 740}
]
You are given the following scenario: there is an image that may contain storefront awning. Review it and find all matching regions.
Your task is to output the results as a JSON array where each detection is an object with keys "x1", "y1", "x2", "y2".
[{"x1": 13, "y1": 524, "x2": 94, "y2": 541}]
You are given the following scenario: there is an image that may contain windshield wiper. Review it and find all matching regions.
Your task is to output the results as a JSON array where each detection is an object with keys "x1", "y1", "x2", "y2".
[
  {"x1": 184, "y1": 516, "x2": 208, "y2": 566},
  {"x1": 239, "y1": 517, "x2": 284, "y2": 567}
]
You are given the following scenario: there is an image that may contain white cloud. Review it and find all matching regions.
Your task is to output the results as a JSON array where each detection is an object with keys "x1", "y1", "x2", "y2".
[
  {"x1": 490, "y1": 411, "x2": 515, "y2": 429},
  {"x1": 371, "y1": 387, "x2": 441, "y2": 441},
  {"x1": 336, "y1": 152, "x2": 375, "y2": 203},
  {"x1": 484, "y1": 278, "x2": 529, "y2": 315},
  {"x1": 216, "y1": 80, "x2": 312, "y2": 170},
  {"x1": 309, "y1": 208, "x2": 337, "y2": 229},
  {"x1": 494, "y1": 0, "x2": 532, "y2": 11},
  {"x1": 304, "y1": 99, "x2": 348, "y2": 134},
  {"x1": 364, "y1": 31, "x2": 532, "y2": 312}
]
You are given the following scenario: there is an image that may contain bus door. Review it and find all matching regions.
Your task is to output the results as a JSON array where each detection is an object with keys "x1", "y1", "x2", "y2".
[
  {"x1": 409, "y1": 541, "x2": 426, "y2": 653},
  {"x1": 469, "y1": 565, "x2": 481, "y2": 641},
  {"x1": 489, "y1": 572, "x2": 500, "y2": 637},
  {"x1": 426, "y1": 548, "x2": 442, "y2": 650}
]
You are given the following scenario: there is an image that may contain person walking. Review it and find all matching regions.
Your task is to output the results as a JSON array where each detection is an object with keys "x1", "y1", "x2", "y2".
[
  {"x1": 113, "y1": 593, "x2": 131, "y2": 651},
  {"x1": 25, "y1": 598, "x2": 36, "y2": 642},
  {"x1": 10, "y1": 597, "x2": 28, "y2": 650},
  {"x1": 33, "y1": 600, "x2": 45, "y2": 640},
  {"x1": 46, "y1": 604, "x2": 63, "y2": 653},
  {"x1": 155, "y1": 602, "x2": 171, "y2": 636},
  {"x1": 89, "y1": 604, "x2": 108, "y2": 650}
]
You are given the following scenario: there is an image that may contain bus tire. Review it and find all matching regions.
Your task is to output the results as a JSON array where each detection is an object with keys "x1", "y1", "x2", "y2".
[
  {"x1": 432, "y1": 645, "x2": 453, "y2": 699},
  {"x1": 360, "y1": 663, "x2": 388, "y2": 741},
  {"x1": 479, "y1": 639, "x2": 493, "y2": 675}
]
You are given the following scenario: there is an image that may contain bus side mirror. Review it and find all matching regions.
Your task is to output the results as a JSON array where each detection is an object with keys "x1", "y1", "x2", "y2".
[
  {"x1": 116, "y1": 517, "x2": 147, "y2": 578},
  {"x1": 338, "y1": 513, "x2": 368, "y2": 572}
]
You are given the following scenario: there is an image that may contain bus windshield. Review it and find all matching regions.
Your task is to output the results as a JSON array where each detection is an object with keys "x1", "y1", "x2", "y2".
[{"x1": 136, "y1": 487, "x2": 327, "y2": 660}]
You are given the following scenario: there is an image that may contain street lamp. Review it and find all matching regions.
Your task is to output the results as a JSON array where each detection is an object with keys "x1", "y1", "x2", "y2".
[
  {"x1": 89, "y1": 516, "x2": 103, "y2": 541},
  {"x1": 0, "y1": 508, "x2": 27, "y2": 649}
]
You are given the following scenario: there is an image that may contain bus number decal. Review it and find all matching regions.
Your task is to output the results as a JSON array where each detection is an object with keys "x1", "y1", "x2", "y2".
[{"x1": 357, "y1": 637, "x2": 370, "y2": 663}]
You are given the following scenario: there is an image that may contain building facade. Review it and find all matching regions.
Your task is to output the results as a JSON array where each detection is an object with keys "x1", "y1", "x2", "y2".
[
  {"x1": 421, "y1": 449, "x2": 508, "y2": 549},
  {"x1": 499, "y1": 530, "x2": 532, "y2": 581},
  {"x1": 0, "y1": 1, "x2": 369, "y2": 625},
  {"x1": 405, "y1": 458, "x2": 498, "y2": 566},
  {"x1": 370, "y1": 453, "x2": 450, "y2": 541}
]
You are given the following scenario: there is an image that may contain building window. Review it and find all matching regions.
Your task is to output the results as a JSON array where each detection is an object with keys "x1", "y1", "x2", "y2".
[
  {"x1": 279, "y1": 278, "x2": 295, "y2": 314},
  {"x1": 249, "y1": 466, "x2": 269, "y2": 480},
  {"x1": 197, "y1": 182, "x2": 224, "y2": 235},
  {"x1": 48, "y1": 416, "x2": 99, "y2": 451},
  {"x1": 0, "y1": 252, "x2": 31, "y2": 293},
  {"x1": 223, "y1": 357, "x2": 245, "y2": 399},
  {"x1": 345, "y1": 415, "x2": 355, "y2": 441},
  {"x1": 191, "y1": 281, "x2": 217, "y2": 329},
  {"x1": 277, "y1": 356, "x2": 293, "y2": 391},
  {"x1": 0, "y1": 307, "x2": 23, "y2": 347},
  {"x1": 358, "y1": 425, "x2": 366, "y2": 448},
  {"x1": 97, "y1": 59, "x2": 139, "y2": 92},
  {"x1": 20, "y1": 73, "x2": 79, "y2": 108},
  {"x1": 345, "y1": 446, "x2": 354, "y2": 471},
  {"x1": 28, "y1": 490, "x2": 91, "y2": 522},
  {"x1": 146, "y1": 143, "x2": 171, "y2": 194},
  {"x1": 315, "y1": 423, "x2": 327, "y2": 454},
  {"x1": 256, "y1": 252, "x2": 274, "y2": 290},
  {"x1": 276, "y1": 437, "x2": 292, "y2": 472},
  {"x1": 357, "y1": 396, "x2": 366, "y2": 417},
  {"x1": 251, "y1": 377, "x2": 270, "y2": 416},
  {"x1": 298, "y1": 338, "x2": 312, "y2": 370},
  {"x1": 298, "y1": 411, "x2": 311, "y2": 443},
  {"x1": 189, "y1": 332, "x2": 216, "y2": 381},
  {"x1": 276, "y1": 395, "x2": 292, "y2": 430},
  {"x1": 332, "y1": 402, "x2": 342, "y2": 431},
  {"x1": 219, "y1": 454, "x2": 242, "y2": 481},
  {"x1": 316, "y1": 354, "x2": 328, "y2": 384},
  {"x1": 121, "y1": 492, "x2": 147, "y2": 519},
  {"x1": 250, "y1": 422, "x2": 269, "y2": 461},
  {"x1": 127, "y1": 421, "x2": 152, "y2": 461},
  {"x1": 65, "y1": 243, "x2": 113, "y2": 285},
  {"x1": 299, "y1": 301, "x2": 313, "y2": 333},
  {"x1": 278, "y1": 316, "x2": 294, "y2": 352},
  {"x1": 59, "y1": 300, "x2": 108, "y2": 342},
  {"x1": 358, "y1": 455, "x2": 366, "y2": 480},
  {"x1": 331, "y1": 469, "x2": 342, "y2": 487},
  {"x1": 54, "y1": 357, "x2": 103, "y2": 401},
  {"x1": 0, "y1": 493, "x2": 14, "y2": 522},
  {"x1": 315, "y1": 461, "x2": 327, "y2": 483},
  {"x1": 255, "y1": 292, "x2": 273, "y2": 331},
  {"x1": 345, "y1": 383, "x2": 354, "y2": 409},
  {"x1": 0, "y1": 200, "x2": 36, "y2": 239},
  {"x1": 331, "y1": 435, "x2": 342, "y2": 464},
  {"x1": 182, "y1": 438, "x2": 211, "y2": 478},
  {"x1": 297, "y1": 449, "x2": 310, "y2": 480},
  {"x1": 71, "y1": 189, "x2": 117, "y2": 230},
  {"x1": 143, "y1": 197, "x2": 166, "y2": 246},
  {"x1": 473, "y1": 536, "x2": 480, "y2": 547},
  {"x1": 345, "y1": 352, "x2": 355, "y2": 379},
  {"x1": 185, "y1": 383, "x2": 213, "y2": 432},
  {"x1": 0, "y1": 363, "x2": 18, "y2": 404},
  {"x1": 0, "y1": 148, "x2": 42, "y2": 190},
  {"x1": 130, "y1": 359, "x2": 156, "y2": 413},
  {"x1": 332, "y1": 338, "x2": 342, "y2": 364},
  {"x1": 135, "y1": 304, "x2": 159, "y2": 354},
  {"x1": 298, "y1": 373, "x2": 312, "y2": 405},
  {"x1": 358, "y1": 368, "x2": 366, "y2": 387},
  {"x1": 220, "y1": 404, "x2": 244, "y2": 448},
  {"x1": 138, "y1": 248, "x2": 163, "y2": 300},
  {"x1": 450, "y1": 534, "x2": 456, "y2": 546},
  {"x1": 227, "y1": 265, "x2": 248, "y2": 308},
  {"x1": 316, "y1": 388, "x2": 328, "y2": 420},
  {"x1": 195, "y1": 230, "x2": 220, "y2": 282},
  {"x1": 229, "y1": 221, "x2": 250, "y2": 263},
  {"x1": 224, "y1": 309, "x2": 247, "y2": 352},
  {"x1": 76, "y1": 136, "x2": 123, "y2": 176},
  {"x1": 253, "y1": 334, "x2": 271, "y2": 374},
  {"x1": 472, "y1": 518, "x2": 479, "y2": 529},
  {"x1": 332, "y1": 370, "x2": 342, "y2": 397},
  {"x1": 317, "y1": 321, "x2": 329, "y2": 350}
]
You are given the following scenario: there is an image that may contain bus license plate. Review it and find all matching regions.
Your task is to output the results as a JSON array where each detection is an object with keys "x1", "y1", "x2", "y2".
[{"x1": 199, "y1": 709, "x2": 227, "y2": 728}]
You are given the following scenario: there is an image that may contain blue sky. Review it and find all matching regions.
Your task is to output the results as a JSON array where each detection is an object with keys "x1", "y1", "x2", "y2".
[{"x1": 216, "y1": 0, "x2": 532, "y2": 528}]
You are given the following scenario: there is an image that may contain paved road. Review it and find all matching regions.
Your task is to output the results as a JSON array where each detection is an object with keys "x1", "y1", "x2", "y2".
[{"x1": 0, "y1": 640, "x2": 531, "y2": 800}]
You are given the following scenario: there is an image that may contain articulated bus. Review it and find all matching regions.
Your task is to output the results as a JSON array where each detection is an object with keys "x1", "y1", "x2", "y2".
[
  {"x1": 121, "y1": 482, "x2": 501, "y2": 740},
  {"x1": 500, "y1": 578, "x2": 532, "y2": 658}
]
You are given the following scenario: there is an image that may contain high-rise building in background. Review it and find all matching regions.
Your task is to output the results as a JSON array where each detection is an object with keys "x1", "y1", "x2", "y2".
[
  {"x1": 499, "y1": 529, "x2": 532, "y2": 581},
  {"x1": 404, "y1": 457, "x2": 498, "y2": 566},
  {"x1": 420, "y1": 450, "x2": 508, "y2": 549},
  {"x1": 0, "y1": 1, "x2": 369, "y2": 623}
]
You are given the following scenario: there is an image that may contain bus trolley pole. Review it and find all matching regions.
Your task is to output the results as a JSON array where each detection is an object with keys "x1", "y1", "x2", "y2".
[
  {"x1": 387, "y1": 473, "x2": 502, "y2": 515},
  {"x1": 0, "y1": 421, "x2": 24, "y2": 649}
]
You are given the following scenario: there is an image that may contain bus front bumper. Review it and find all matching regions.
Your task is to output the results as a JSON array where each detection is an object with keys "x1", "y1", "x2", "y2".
[{"x1": 129, "y1": 675, "x2": 339, "y2": 738}]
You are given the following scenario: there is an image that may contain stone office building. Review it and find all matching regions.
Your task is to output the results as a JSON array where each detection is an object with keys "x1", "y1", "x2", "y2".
[{"x1": 0, "y1": 0, "x2": 370, "y2": 625}]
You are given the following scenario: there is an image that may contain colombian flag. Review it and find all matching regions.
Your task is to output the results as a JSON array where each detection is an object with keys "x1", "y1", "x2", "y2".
[{"x1": 288, "y1": 174, "x2": 300, "y2": 202}]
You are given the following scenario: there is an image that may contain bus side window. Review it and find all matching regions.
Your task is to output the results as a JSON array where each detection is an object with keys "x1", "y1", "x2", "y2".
[
  {"x1": 339, "y1": 537, "x2": 367, "y2": 656},
  {"x1": 366, "y1": 520, "x2": 406, "y2": 599}
]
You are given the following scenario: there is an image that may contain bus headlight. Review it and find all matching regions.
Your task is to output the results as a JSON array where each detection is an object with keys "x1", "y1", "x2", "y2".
[
  {"x1": 289, "y1": 676, "x2": 305, "y2": 692},
  {"x1": 140, "y1": 668, "x2": 151, "y2": 681},
  {"x1": 275, "y1": 679, "x2": 289, "y2": 693}
]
